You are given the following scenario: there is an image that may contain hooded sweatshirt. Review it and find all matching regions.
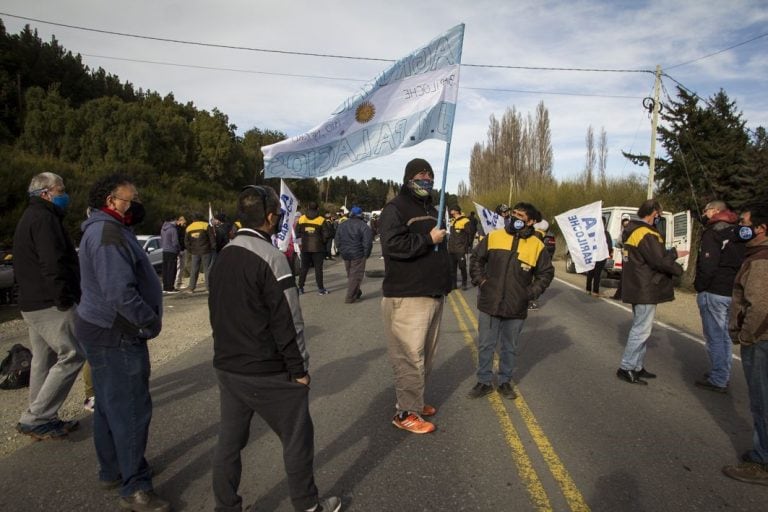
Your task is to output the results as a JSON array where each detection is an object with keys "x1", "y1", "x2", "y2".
[
  {"x1": 76, "y1": 210, "x2": 162, "y2": 342},
  {"x1": 160, "y1": 220, "x2": 180, "y2": 253}
]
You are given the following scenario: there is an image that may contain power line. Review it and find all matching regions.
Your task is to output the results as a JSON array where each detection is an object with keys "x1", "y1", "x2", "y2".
[
  {"x1": 664, "y1": 30, "x2": 768, "y2": 70},
  {"x1": 84, "y1": 53, "x2": 647, "y2": 100},
  {"x1": 1, "y1": 11, "x2": 654, "y2": 74}
]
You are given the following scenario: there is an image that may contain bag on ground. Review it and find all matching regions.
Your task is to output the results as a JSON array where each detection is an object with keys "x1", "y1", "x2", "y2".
[{"x1": 0, "y1": 343, "x2": 32, "y2": 390}]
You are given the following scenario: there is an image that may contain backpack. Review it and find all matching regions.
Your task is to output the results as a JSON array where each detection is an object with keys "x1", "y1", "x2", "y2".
[{"x1": 0, "y1": 344, "x2": 32, "y2": 390}]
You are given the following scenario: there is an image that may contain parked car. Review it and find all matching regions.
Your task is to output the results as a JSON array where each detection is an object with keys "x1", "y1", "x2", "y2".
[{"x1": 136, "y1": 235, "x2": 163, "y2": 273}]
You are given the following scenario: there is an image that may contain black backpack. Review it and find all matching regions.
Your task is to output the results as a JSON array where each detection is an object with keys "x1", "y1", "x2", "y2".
[{"x1": 0, "y1": 344, "x2": 32, "y2": 390}]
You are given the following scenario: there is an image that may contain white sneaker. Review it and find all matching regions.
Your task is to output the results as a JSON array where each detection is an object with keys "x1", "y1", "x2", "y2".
[
  {"x1": 305, "y1": 496, "x2": 341, "y2": 512},
  {"x1": 83, "y1": 396, "x2": 95, "y2": 413}
]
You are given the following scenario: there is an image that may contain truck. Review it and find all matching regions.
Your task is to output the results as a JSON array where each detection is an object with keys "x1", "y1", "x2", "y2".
[{"x1": 564, "y1": 206, "x2": 691, "y2": 277}]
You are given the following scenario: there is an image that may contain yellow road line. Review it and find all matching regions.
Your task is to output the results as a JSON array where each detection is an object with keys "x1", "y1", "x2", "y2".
[
  {"x1": 452, "y1": 291, "x2": 591, "y2": 512},
  {"x1": 447, "y1": 293, "x2": 553, "y2": 511}
]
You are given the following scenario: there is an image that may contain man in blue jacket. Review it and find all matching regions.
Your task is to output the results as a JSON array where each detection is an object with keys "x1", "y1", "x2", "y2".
[
  {"x1": 334, "y1": 206, "x2": 373, "y2": 303},
  {"x1": 74, "y1": 174, "x2": 168, "y2": 512}
]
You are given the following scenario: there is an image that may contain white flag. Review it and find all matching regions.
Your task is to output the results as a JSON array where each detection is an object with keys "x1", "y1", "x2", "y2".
[
  {"x1": 554, "y1": 201, "x2": 609, "y2": 273},
  {"x1": 473, "y1": 202, "x2": 505, "y2": 235},
  {"x1": 262, "y1": 24, "x2": 464, "y2": 178},
  {"x1": 276, "y1": 180, "x2": 300, "y2": 252}
]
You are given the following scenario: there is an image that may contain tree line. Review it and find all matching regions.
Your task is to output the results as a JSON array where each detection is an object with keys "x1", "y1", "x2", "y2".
[{"x1": 0, "y1": 21, "x2": 432, "y2": 246}]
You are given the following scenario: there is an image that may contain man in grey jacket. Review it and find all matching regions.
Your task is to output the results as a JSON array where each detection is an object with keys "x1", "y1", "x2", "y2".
[{"x1": 334, "y1": 206, "x2": 373, "y2": 303}]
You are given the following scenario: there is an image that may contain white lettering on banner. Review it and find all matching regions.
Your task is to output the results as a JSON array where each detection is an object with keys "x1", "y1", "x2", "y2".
[{"x1": 402, "y1": 73, "x2": 456, "y2": 100}]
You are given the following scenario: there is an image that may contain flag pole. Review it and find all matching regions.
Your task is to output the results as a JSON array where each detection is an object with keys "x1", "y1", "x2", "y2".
[{"x1": 436, "y1": 24, "x2": 465, "y2": 243}]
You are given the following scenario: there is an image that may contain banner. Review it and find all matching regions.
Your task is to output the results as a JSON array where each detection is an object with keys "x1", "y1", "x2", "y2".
[
  {"x1": 473, "y1": 202, "x2": 505, "y2": 235},
  {"x1": 276, "y1": 180, "x2": 300, "y2": 252},
  {"x1": 554, "y1": 201, "x2": 609, "y2": 273},
  {"x1": 262, "y1": 24, "x2": 464, "y2": 178}
]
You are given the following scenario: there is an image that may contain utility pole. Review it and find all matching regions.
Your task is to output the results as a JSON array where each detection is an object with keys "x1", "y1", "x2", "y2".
[{"x1": 647, "y1": 65, "x2": 662, "y2": 199}]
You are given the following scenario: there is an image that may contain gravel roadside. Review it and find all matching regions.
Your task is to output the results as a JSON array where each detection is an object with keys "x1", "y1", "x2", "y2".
[{"x1": 0, "y1": 261, "x2": 704, "y2": 459}]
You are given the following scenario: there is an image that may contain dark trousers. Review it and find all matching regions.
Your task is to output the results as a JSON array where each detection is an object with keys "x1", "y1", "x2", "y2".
[
  {"x1": 450, "y1": 253, "x2": 468, "y2": 289},
  {"x1": 298, "y1": 251, "x2": 325, "y2": 290},
  {"x1": 586, "y1": 259, "x2": 607, "y2": 293},
  {"x1": 344, "y1": 258, "x2": 366, "y2": 301},
  {"x1": 161, "y1": 251, "x2": 178, "y2": 291},
  {"x1": 83, "y1": 339, "x2": 153, "y2": 497},
  {"x1": 213, "y1": 370, "x2": 318, "y2": 512}
]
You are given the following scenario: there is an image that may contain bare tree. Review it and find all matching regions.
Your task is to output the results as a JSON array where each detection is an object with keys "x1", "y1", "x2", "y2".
[
  {"x1": 457, "y1": 179, "x2": 470, "y2": 197},
  {"x1": 584, "y1": 125, "x2": 596, "y2": 188},
  {"x1": 598, "y1": 127, "x2": 608, "y2": 187}
]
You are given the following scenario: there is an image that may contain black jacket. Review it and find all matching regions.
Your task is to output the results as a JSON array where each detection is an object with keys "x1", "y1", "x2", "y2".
[
  {"x1": 379, "y1": 187, "x2": 452, "y2": 297},
  {"x1": 448, "y1": 215, "x2": 471, "y2": 254},
  {"x1": 621, "y1": 220, "x2": 683, "y2": 305},
  {"x1": 470, "y1": 226, "x2": 554, "y2": 318},
  {"x1": 334, "y1": 216, "x2": 373, "y2": 260},
  {"x1": 13, "y1": 197, "x2": 80, "y2": 312},
  {"x1": 209, "y1": 229, "x2": 309, "y2": 379},
  {"x1": 694, "y1": 212, "x2": 745, "y2": 296},
  {"x1": 296, "y1": 210, "x2": 329, "y2": 253}
]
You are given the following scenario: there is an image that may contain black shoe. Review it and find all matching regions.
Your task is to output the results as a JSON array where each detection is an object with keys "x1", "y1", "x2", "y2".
[
  {"x1": 616, "y1": 368, "x2": 648, "y2": 385},
  {"x1": 467, "y1": 382, "x2": 493, "y2": 398},
  {"x1": 695, "y1": 379, "x2": 727, "y2": 394},
  {"x1": 636, "y1": 368, "x2": 656, "y2": 379},
  {"x1": 498, "y1": 382, "x2": 518, "y2": 400},
  {"x1": 355, "y1": 289, "x2": 362, "y2": 300},
  {"x1": 118, "y1": 490, "x2": 170, "y2": 512}
]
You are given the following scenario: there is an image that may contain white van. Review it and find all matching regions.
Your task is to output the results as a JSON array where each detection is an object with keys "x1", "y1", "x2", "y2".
[{"x1": 565, "y1": 206, "x2": 691, "y2": 276}]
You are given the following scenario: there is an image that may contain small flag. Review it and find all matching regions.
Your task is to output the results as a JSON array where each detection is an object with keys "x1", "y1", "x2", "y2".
[
  {"x1": 276, "y1": 180, "x2": 300, "y2": 252},
  {"x1": 473, "y1": 202, "x2": 505, "y2": 235},
  {"x1": 554, "y1": 201, "x2": 609, "y2": 273}
]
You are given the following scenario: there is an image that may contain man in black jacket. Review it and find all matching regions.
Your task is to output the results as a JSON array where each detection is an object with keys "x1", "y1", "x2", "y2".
[
  {"x1": 617, "y1": 199, "x2": 683, "y2": 385},
  {"x1": 380, "y1": 158, "x2": 451, "y2": 435},
  {"x1": 209, "y1": 185, "x2": 340, "y2": 512},
  {"x1": 448, "y1": 205, "x2": 471, "y2": 290},
  {"x1": 334, "y1": 206, "x2": 373, "y2": 303},
  {"x1": 468, "y1": 202, "x2": 554, "y2": 400},
  {"x1": 13, "y1": 172, "x2": 84, "y2": 441},
  {"x1": 296, "y1": 202, "x2": 332, "y2": 295},
  {"x1": 694, "y1": 200, "x2": 745, "y2": 393}
]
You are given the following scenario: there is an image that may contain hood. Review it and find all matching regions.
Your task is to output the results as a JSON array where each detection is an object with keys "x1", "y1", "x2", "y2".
[
  {"x1": 81, "y1": 209, "x2": 121, "y2": 233},
  {"x1": 161, "y1": 221, "x2": 176, "y2": 233},
  {"x1": 708, "y1": 209, "x2": 738, "y2": 225}
]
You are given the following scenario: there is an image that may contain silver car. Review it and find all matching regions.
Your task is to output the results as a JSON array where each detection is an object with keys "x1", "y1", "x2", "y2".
[{"x1": 135, "y1": 235, "x2": 163, "y2": 273}]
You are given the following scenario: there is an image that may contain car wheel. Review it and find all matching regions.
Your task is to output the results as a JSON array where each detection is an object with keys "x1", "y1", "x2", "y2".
[{"x1": 565, "y1": 252, "x2": 576, "y2": 273}]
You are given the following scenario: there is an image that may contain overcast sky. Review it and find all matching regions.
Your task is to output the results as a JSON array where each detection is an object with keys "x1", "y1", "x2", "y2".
[{"x1": 1, "y1": 1, "x2": 766, "y2": 193}]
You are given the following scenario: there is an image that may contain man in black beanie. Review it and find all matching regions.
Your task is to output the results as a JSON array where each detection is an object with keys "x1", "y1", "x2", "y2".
[{"x1": 379, "y1": 158, "x2": 452, "y2": 434}]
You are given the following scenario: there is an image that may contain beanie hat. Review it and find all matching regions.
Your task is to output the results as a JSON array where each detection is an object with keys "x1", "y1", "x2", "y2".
[
  {"x1": 350, "y1": 206, "x2": 363, "y2": 216},
  {"x1": 403, "y1": 158, "x2": 434, "y2": 183}
]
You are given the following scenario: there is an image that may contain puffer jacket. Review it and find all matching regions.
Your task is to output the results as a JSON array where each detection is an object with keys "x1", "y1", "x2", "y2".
[
  {"x1": 296, "y1": 210, "x2": 329, "y2": 253},
  {"x1": 620, "y1": 220, "x2": 683, "y2": 305},
  {"x1": 379, "y1": 186, "x2": 452, "y2": 297},
  {"x1": 694, "y1": 210, "x2": 745, "y2": 296},
  {"x1": 185, "y1": 221, "x2": 216, "y2": 255},
  {"x1": 729, "y1": 237, "x2": 768, "y2": 346},
  {"x1": 334, "y1": 216, "x2": 373, "y2": 260},
  {"x1": 448, "y1": 215, "x2": 471, "y2": 254},
  {"x1": 470, "y1": 226, "x2": 554, "y2": 319}
]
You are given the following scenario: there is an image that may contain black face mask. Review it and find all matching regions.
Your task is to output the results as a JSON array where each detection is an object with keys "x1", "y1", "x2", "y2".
[
  {"x1": 506, "y1": 218, "x2": 533, "y2": 238},
  {"x1": 735, "y1": 225, "x2": 756, "y2": 242},
  {"x1": 699, "y1": 214, "x2": 710, "y2": 225},
  {"x1": 272, "y1": 212, "x2": 284, "y2": 235},
  {"x1": 124, "y1": 202, "x2": 146, "y2": 227}
]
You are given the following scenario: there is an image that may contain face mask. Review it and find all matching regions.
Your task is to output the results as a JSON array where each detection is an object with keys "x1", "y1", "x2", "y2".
[
  {"x1": 272, "y1": 212, "x2": 284, "y2": 235},
  {"x1": 699, "y1": 214, "x2": 709, "y2": 225},
  {"x1": 736, "y1": 225, "x2": 755, "y2": 242},
  {"x1": 124, "y1": 202, "x2": 146, "y2": 226},
  {"x1": 408, "y1": 179, "x2": 434, "y2": 197},
  {"x1": 51, "y1": 192, "x2": 70, "y2": 211},
  {"x1": 653, "y1": 216, "x2": 661, "y2": 226}
]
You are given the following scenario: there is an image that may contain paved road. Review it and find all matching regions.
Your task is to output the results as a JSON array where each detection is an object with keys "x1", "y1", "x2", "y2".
[{"x1": 1, "y1": 249, "x2": 766, "y2": 511}]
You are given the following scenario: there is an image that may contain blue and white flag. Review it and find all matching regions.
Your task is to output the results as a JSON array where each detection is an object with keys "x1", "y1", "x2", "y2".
[
  {"x1": 554, "y1": 201, "x2": 609, "y2": 273},
  {"x1": 276, "y1": 180, "x2": 299, "y2": 252},
  {"x1": 262, "y1": 24, "x2": 464, "y2": 178},
  {"x1": 473, "y1": 202, "x2": 505, "y2": 235}
]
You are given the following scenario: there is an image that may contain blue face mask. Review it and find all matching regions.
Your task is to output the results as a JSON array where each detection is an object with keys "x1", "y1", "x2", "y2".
[
  {"x1": 408, "y1": 179, "x2": 434, "y2": 197},
  {"x1": 737, "y1": 225, "x2": 755, "y2": 242},
  {"x1": 653, "y1": 215, "x2": 661, "y2": 226},
  {"x1": 51, "y1": 192, "x2": 70, "y2": 211}
]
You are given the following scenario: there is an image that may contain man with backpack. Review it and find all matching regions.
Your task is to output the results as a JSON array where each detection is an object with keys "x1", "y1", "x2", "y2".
[{"x1": 13, "y1": 172, "x2": 84, "y2": 440}]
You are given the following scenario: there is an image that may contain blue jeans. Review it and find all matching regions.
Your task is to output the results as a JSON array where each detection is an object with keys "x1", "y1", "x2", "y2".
[
  {"x1": 697, "y1": 292, "x2": 733, "y2": 387},
  {"x1": 741, "y1": 342, "x2": 768, "y2": 464},
  {"x1": 83, "y1": 338, "x2": 154, "y2": 497},
  {"x1": 477, "y1": 312, "x2": 525, "y2": 384},
  {"x1": 620, "y1": 304, "x2": 656, "y2": 371}
]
